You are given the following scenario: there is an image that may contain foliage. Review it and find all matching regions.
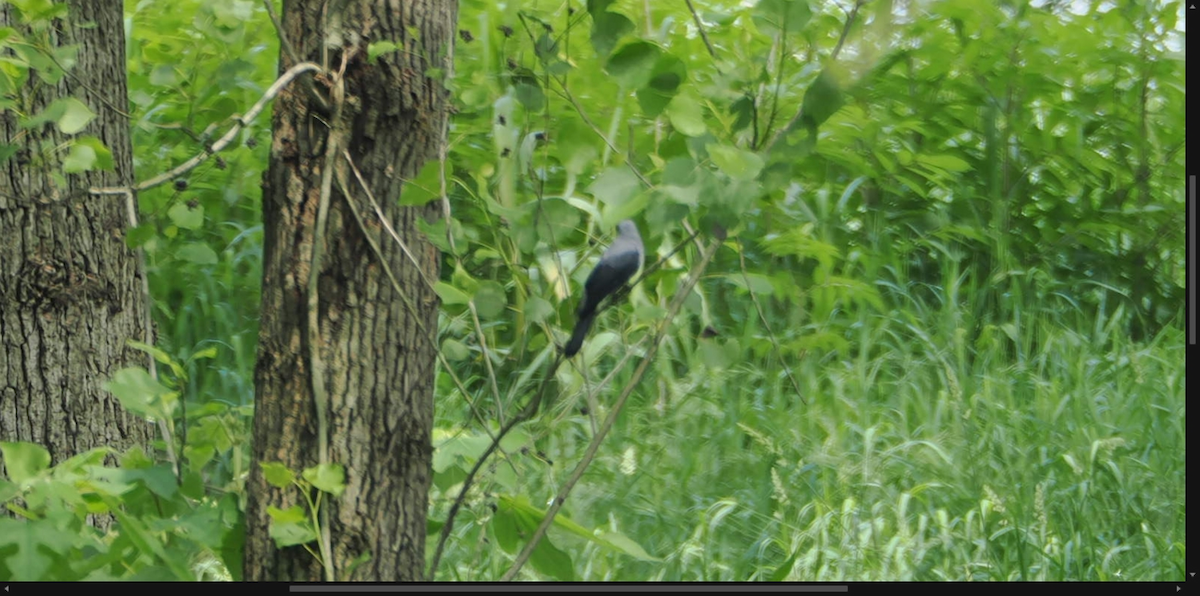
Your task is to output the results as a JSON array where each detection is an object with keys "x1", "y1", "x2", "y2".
[{"x1": 1, "y1": 0, "x2": 1186, "y2": 583}]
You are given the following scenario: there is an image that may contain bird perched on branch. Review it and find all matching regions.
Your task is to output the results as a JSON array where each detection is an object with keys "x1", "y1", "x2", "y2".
[{"x1": 564, "y1": 220, "x2": 644, "y2": 358}]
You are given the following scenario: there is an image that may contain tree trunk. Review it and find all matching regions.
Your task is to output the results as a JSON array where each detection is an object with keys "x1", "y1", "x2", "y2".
[
  {"x1": 0, "y1": 1, "x2": 152, "y2": 475},
  {"x1": 244, "y1": 0, "x2": 455, "y2": 581}
]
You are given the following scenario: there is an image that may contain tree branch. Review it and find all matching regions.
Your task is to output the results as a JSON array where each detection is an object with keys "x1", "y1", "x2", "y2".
[{"x1": 500, "y1": 229, "x2": 725, "y2": 581}]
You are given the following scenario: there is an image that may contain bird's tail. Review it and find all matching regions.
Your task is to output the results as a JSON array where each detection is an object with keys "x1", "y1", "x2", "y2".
[{"x1": 563, "y1": 311, "x2": 596, "y2": 358}]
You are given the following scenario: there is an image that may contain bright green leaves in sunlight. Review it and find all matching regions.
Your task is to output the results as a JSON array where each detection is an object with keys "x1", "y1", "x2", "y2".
[
  {"x1": 19, "y1": 96, "x2": 95, "y2": 134},
  {"x1": 0, "y1": 442, "x2": 51, "y2": 485},
  {"x1": 63, "y1": 136, "x2": 114, "y2": 173}
]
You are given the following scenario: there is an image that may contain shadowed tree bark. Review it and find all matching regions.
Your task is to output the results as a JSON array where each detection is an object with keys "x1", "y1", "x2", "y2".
[
  {"x1": 0, "y1": 1, "x2": 152, "y2": 489},
  {"x1": 244, "y1": 0, "x2": 455, "y2": 581}
]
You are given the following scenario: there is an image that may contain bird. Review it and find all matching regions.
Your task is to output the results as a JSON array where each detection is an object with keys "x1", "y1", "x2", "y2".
[{"x1": 563, "y1": 220, "x2": 644, "y2": 358}]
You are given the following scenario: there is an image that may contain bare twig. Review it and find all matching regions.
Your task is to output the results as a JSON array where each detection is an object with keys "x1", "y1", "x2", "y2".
[
  {"x1": 90, "y1": 62, "x2": 323, "y2": 196},
  {"x1": 500, "y1": 231, "x2": 724, "y2": 581}
]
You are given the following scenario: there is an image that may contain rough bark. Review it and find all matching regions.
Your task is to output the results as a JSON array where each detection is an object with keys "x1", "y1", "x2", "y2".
[
  {"x1": 244, "y1": 0, "x2": 455, "y2": 581},
  {"x1": 0, "y1": 2, "x2": 152, "y2": 476}
]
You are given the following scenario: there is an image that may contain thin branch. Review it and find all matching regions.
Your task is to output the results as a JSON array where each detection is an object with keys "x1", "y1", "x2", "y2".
[
  {"x1": 116, "y1": 187, "x2": 178, "y2": 478},
  {"x1": 336, "y1": 154, "x2": 495, "y2": 441},
  {"x1": 762, "y1": 0, "x2": 863, "y2": 154},
  {"x1": 429, "y1": 227, "x2": 703, "y2": 579},
  {"x1": 342, "y1": 151, "x2": 439, "y2": 291},
  {"x1": 683, "y1": 0, "x2": 719, "y2": 63},
  {"x1": 500, "y1": 230, "x2": 725, "y2": 581},
  {"x1": 90, "y1": 62, "x2": 323, "y2": 196},
  {"x1": 427, "y1": 353, "x2": 565, "y2": 580},
  {"x1": 261, "y1": 0, "x2": 301, "y2": 67},
  {"x1": 736, "y1": 238, "x2": 806, "y2": 404}
]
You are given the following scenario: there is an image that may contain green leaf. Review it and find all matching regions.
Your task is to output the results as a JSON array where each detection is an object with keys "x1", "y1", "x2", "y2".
[
  {"x1": 103, "y1": 367, "x2": 173, "y2": 419},
  {"x1": 637, "y1": 52, "x2": 686, "y2": 117},
  {"x1": 62, "y1": 136, "x2": 113, "y2": 173},
  {"x1": 107, "y1": 496, "x2": 195, "y2": 579},
  {"x1": 441, "y1": 338, "x2": 471, "y2": 361},
  {"x1": 594, "y1": 529, "x2": 658, "y2": 561},
  {"x1": 368, "y1": 40, "x2": 402, "y2": 63},
  {"x1": 0, "y1": 519, "x2": 65, "y2": 580},
  {"x1": 399, "y1": 160, "x2": 441, "y2": 206},
  {"x1": 0, "y1": 441, "x2": 51, "y2": 484},
  {"x1": 589, "y1": 10, "x2": 633, "y2": 58},
  {"x1": 498, "y1": 494, "x2": 658, "y2": 561},
  {"x1": 180, "y1": 469, "x2": 205, "y2": 499},
  {"x1": 491, "y1": 507, "x2": 521, "y2": 554},
  {"x1": 588, "y1": 167, "x2": 641, "y2": 207},
  {"x1": 176, "y1": 242, "x2": 219, "y2": 265},
  {"x1": 770, "y1": 550, "x2": 800, "y2": 581},
  {"x1": 187, "y1": 346, "x2": 219, "y2": 362},
  {"x1": 707, "y1": 144, "x2": 764, "y2": 180},
  {"x1": 267, "y1": 505, "x2": 308, "y2": 524},
  {"x1": 167, "y1": 201, "x2": 204, "y2": 230},
  {"x1": 220, "y1": 516, "x2": 246, "y2": 581},
  {"x1": 75, "y1": 136, "x2": 112, "y2": 169},
  {"x1": 514, "y1": 82, "x2": 545, "y2": 112},
  {"x1": 55, "y1": 97, "x2": 96, "y2": 134},
  {"x1": 149, "y1": 64, "x2": 176, "y2": 87},
  {"x1": 0, "y1": 479, "x2": 18, "y2": 502},
  {"x1": 798, "y1": 69, "x2": 845, "y2": 133},
  {"x1": 61, "y1": 142, "x2": 96, "y2": 173},
  {"x1": 605, "y1": 41, "x2": 662, "y2": 89},
  {"x1": 302, "y1": 462, "x2": 346, "y2": 497},
  {"x1": 125, "y1": 224, "x2": 156, "y2": 249},
  {"x1": 524, "y1": 295, "x2": 555, "y2": 324},
  {"x1": 472, "y1": 281, "x2": 507, "y2": 319},
  {"x1": 752, "y1": 0, "x2": 813, "y2": 36},
  {"x1": 131, "y1": 465, "x2": 178, "y2": 499},
  {"x1": 270, "y1": 520, "x2": 318, "y2": 547},
  {"x1": 699, "y1": 339, "x2": 733, "y2": 370},
  {"x1": 530, "y1": 537, "x2": 575, "y2": 581},
  {"x1": 667, "y1": 94, "x2": 706, "y2": 137},
  {"x1": 6, "y1": 0, "x2": 69, "y2": 22},
  {"x1": 127, "y1": 340, "x2": 185, "y2": 380},
  {"x1": 434, "y1": 281, "x2": 471, "y2": 305},
  {"x1": 261, "y1": 462, "x2": 295, "y2": 488}
]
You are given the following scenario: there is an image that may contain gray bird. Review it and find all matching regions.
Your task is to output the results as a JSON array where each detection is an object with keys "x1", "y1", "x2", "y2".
[{"x1": 564, "y1": 220, "x2": 644, "y2": 358}]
